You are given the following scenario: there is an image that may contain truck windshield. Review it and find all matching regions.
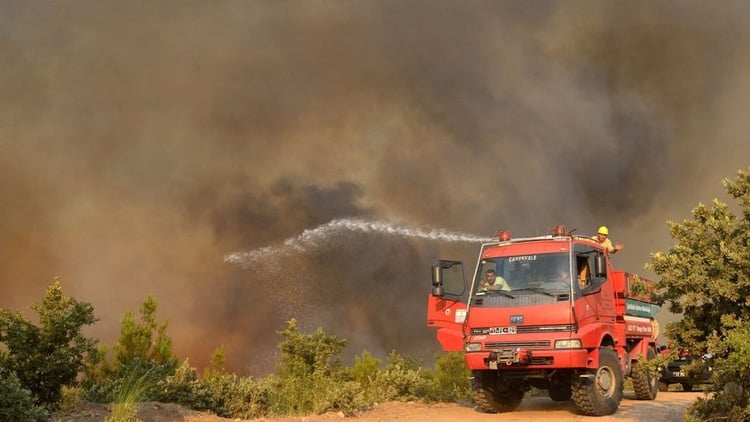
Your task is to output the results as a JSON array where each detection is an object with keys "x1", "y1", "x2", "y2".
[{"x1": 474, "y1": 252, "x2": 571, "y2": 295}]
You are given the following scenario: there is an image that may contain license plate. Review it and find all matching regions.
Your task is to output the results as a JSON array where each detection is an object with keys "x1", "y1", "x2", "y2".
[
  {"x1": 489, "y1": 326, "x2": 517, "y2": 335},
  {"x1": 673, "y1": 371, "x2": 685, "y2": 377}
]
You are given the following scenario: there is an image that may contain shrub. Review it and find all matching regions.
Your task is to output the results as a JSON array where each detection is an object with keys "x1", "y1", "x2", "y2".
[
  {"x1": 105, "y1": 369, "x2": 154, "y2": 422},
  {"x1": 430, "y1": 351, "x2": 470, "y2": 402},
  {"x1": 269, "y1": 318, "x2": 351, "y2": 415},
  {"x1": 0, "y1": 367, "x2": 48, "y2": 422},
  {"x1": 349, "y1": 350, "x2": 382, "y2": 388},
  {"x1": 157, "y1": 358, "x2": 274, "y2": 419},
  {"x1": 85, "y1": 296, "x2": 178, "y2": 402},
  {"x1": 0, "y1": 278, "x2": 98, "y2": 408},
  {"x1": 686, "y1": 318, "x2": 750, "y2": 421},
  {"x1": 364, "y1": 350, "x2": 432, "y2": 402},
  {"x1": 57, "y1": 385, "x2": 86, "y2": 415}
]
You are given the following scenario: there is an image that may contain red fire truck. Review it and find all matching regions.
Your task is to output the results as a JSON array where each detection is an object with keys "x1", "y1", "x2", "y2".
[{"x1": 427, "y1": 226, "x2": 660, "y2": 416}]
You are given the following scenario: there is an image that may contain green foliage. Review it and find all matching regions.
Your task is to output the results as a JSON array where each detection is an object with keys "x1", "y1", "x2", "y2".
[
  {"x1": 349, "y1": 350, "x2": 382, "y2": 388},
  {"x1": 105, "y1": 369, "x2": 153, "y2": 422},
  {"x1": 275, "y1": 318, "x2": 348, "y2": 380},
  {"x1": 57, "y1": 386, "x2": 86, "y2": 415},
  {"x1": 371, "y1": 350, "x2": 432, "y2": 401},
  {"x1": 0, "y1": 278, "x2": 98, "y2": 407},
  {"x1": 156, "y1": 358, "x2": 273, "y2": 419},
  {"x1": 114, "y1": 297, "x2": 175, "y2": 368},
  {"x1": 85, "y1": 296, "x2": 178, "y2": 402},
  {"x1": 648, "y1": 168, "x2": 750, "y2": 419},
  {"x1": 154, "y1": 360, "x2": 215, "y2": 411},
  {"x1": 0, "y1": 367, "x2": 48, "y2": 422},
  {"x1": 270, "y1": 318, "x2": 356, "y2": 415},
  {"x1": 430, "y1": 352, "x2": 471, "y2": 402},
  {"x1": 629, "y1": 275, "x2": 651, "y2": 299},
  {"x1": 686, "y1": 319, "x2": 750, "y2": 421},
  {"x1": 648, "y1": 169, "x2": 750, "y2": 355},
  {"x1": 0, "y1": 282, "x2": 480, "y2": 421}
]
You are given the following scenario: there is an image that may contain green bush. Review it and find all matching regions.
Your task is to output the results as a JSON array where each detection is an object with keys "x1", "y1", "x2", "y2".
[
  {"x1": 156, "y1": 358, "x2": 274, "y2": 419},
  {"x1": 686, "y1": 319, "x2": 750, "y2": 422},
  {"x1": 349, "y1": 350, "x2": 382, "y2": 388},
  {"x1": 375, "y1": 350, "x2": 434, "y2": 401},
  {"x1": 0, "y1": 284, "x2": 487, "y2": 420},
  {"x1": 269, "y1": 318, "x2": 352, "y2": 415},
  {"x1": 0, "y1": 367, "x2": 48, "y2": 422},
  {"x1": 0, "y1": 278, "x2": 98, "y2": 408},
  {"x1": 105, "y1": 369, "x2": 154, "y2": 422},
  {"x1": 85, "y1": 296, "x2": 178, "y2": 402},
  {"x1": 430, "y1": 351, "x2": 470, "y2": 402}
]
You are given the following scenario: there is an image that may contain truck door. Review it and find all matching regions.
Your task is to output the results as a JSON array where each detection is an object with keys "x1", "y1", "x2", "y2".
[
  {"x1": 427, "y1": 260, "x2": 467, "y2": 352},
  {"x1": 574, "y1": 247, "x2": 602, "y2": 325}
]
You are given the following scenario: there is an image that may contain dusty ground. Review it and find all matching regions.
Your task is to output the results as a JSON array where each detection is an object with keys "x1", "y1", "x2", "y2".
[{"x1": 54, "y1": 391, "x2": 705, "y2": 422}]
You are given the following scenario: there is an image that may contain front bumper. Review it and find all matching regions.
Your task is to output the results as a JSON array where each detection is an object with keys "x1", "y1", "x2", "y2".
[{"x1": 465, "y1": 347, "x2": 589, "y2": 370}]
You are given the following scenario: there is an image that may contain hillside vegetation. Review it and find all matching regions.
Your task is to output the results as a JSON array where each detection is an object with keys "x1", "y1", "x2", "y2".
[{"x1": 0, "y1": 282, "x2": 470, "y2": 421}]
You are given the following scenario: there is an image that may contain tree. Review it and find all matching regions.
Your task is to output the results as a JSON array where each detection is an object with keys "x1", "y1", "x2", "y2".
[
  {"x1": 84, "y1": 296, "x2": 178, "y2": 402},
  {"x1": 648, "y1": 168, "x2": 750, "y2": 419},
  {"x1": 0, "y1": 278, "x2": 98, "y2": 407},
  {"x1": 112, "y1": 296, "x2": 176, "y2": 370},
  {"x1": 648, "y1": 168, "x2": 750, "y2": 354}
]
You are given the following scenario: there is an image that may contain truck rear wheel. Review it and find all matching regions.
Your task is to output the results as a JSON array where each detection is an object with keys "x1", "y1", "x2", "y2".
[
  {"x1": 632, "y1": 348, "x2": 658, "y2": 400},
  {"x1": 471, "y1": 370, "x2": 525, "y2": 413},
  {"x1": 571, "y1": 348, "x2": 623, "y2": 416}
]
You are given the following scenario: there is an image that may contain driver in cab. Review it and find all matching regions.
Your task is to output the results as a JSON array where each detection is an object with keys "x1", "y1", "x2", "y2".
[{"x1": 478, "y1": 269, "x2": 511, "y2": 292}]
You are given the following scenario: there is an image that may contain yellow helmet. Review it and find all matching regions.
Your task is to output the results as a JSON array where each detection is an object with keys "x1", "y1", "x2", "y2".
[{"x1": 597, "y1": 226, "x2": 609, "y2": 235}]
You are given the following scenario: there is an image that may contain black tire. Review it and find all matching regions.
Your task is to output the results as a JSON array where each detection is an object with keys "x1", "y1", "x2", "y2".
[
  {"x1": 681, "y1": 383, "x2": 693, "y2": 392},
  {"x1": 632, "y1": 348, "x2": 658, "y2": 400},
  {"x1": 571, "y1": 348, "x2": 624, "y2": 416},
  {"x1": 658, "y1": 381, "x2": 669, "y2": 392},
  {"x1": 471, "y1": 370, "x2": 525, "y2": 413},
  {"x1": 548, "y1": 385, "x2": 572, "y2": 402}
]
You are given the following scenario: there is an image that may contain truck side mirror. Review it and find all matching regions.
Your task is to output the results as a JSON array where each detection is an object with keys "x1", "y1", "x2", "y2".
[
  {"x1": 431, "y1": 260, "x2": 466, "y2": 298},
  {"x1": 595, "y1": 254, "x2": 607, "y2": 277},
  {"x1": 431, "y1": 265, "x2": 444, "y2": 296}
]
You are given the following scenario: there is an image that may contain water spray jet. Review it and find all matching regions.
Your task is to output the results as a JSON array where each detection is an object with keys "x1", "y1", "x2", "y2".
[{"x1": 224, "y1": 217, "x2": 491, "y2": 269}]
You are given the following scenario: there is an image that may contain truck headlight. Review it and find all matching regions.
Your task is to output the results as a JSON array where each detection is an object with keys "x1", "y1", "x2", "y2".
[
  {"x1": 555, "y1": 339, "x2": 582, "y2": 349},
  {"x1": 465, "y1": 343, "x2": 482, "y2": 352}
]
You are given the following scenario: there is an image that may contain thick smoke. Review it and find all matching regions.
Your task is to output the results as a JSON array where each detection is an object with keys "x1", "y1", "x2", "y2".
[{"x1": 1, "y1": 1, "x2": 749, "y2": 374}]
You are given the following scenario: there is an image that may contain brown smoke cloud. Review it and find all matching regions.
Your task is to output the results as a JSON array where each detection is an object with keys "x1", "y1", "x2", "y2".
[{"x1": 1, "y1": 1, "x2": 749, "y2": 374}]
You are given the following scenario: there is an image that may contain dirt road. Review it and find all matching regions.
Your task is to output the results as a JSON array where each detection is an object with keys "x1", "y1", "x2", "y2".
[{"x1": 178, "y1": 390, "x2": 705, "y2": 422}]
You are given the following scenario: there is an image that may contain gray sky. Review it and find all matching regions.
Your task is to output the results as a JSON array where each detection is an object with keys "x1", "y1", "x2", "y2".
[{"x1": 1, "y1": 1, "x2": 748, "y2": 374}]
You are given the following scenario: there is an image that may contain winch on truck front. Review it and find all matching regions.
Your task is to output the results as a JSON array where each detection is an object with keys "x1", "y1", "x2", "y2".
[{"x1": 426, "y1": 225, "x2": 661, "y2": 416}]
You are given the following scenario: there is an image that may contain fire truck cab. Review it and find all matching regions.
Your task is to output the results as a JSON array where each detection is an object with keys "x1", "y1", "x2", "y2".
[{"x1": 427, "y1": 226, "x2": 660, "y2": 416}]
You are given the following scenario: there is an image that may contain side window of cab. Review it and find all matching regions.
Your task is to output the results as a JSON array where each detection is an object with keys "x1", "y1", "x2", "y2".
[
  {"x1": 574, "y1": 244, "x2": 606, "y2": 294},
  {"x1": 576, "y1": 255, "x2": 592, "y2": 289}
]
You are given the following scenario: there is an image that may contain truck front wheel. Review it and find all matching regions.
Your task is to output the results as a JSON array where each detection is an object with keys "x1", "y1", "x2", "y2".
[
  {"x1": 571, "y1": 348, "x2": 623, "y2": 416},
  {"x1": 471, "y1": 370, "x2": 525, "y2": 413}
]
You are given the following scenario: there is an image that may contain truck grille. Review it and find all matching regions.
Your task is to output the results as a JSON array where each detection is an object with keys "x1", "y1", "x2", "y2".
[
  {"x1": 485, "y1": 341, "x2": 550, "y2": 349},
  {"x1": 471, "y1": 325, "x2": 574, "y2": 335}
]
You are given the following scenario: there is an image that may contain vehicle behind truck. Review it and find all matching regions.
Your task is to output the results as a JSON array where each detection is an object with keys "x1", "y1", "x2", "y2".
[{"x1": 427, "y1": 226, "x2": 661, "y2": 416}]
